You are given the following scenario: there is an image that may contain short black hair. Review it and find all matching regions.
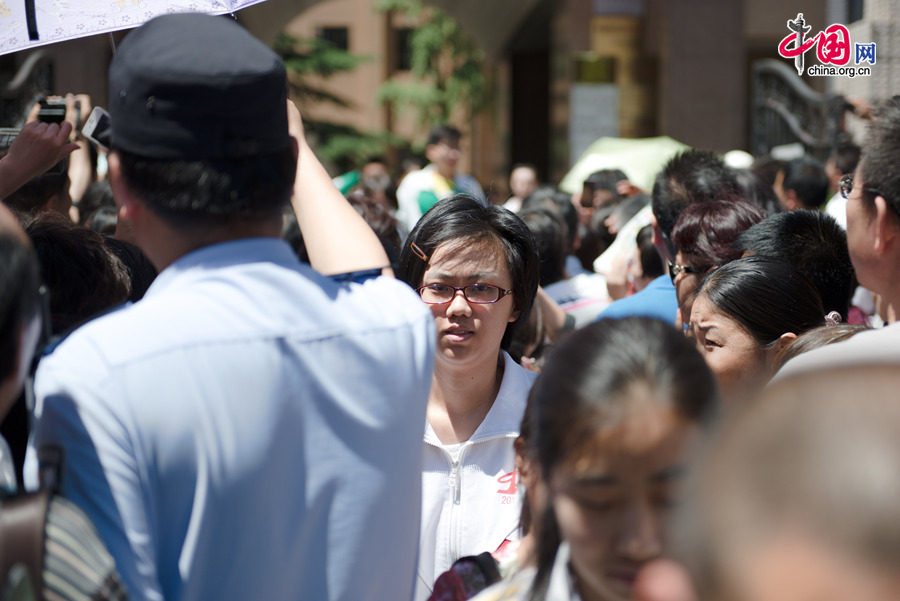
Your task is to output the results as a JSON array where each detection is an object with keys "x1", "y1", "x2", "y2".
[
  {"x1": 782, "y1": 156, "x2": 829, "y2": 209},
  {"x1": 426, "y1": 125, "x2": 462, "y2": 147},
  {"x1": 583, "y1": 169, "x2": 627, "y2": 192},
  {"x1": 0, "y1": 231, "x2": 41, "y2": 383},
  {"x1": 26, "y1": 213, "x2": 131, "y2": 335},
  {"x1": 519, "y1": 208, "x2": 568, "y2": 286},
  {"x1": 651, "y1": 150, "x2": 741, "y2": 246},
  {"x1": 861, "y1": 96, "x2": 900, "y2": 219},
  {"x1": 521, "y1": 187, "x2": 578, "y2": 253},
  {"x1": 636, "y1": 224, "x2": 663, "y2": 279},
  {"x1": 734, "y1": 210, "x2": 854, "y2": 321},
  {"x1": 397, "y1": 195, "x2": 540, "y2": 351},
  {"x1": 734, "y1": 168, "x2": 780, "y2": 215},
  {"x1": 78, "y1": 180, "x2": 115, "y2": 226},
  {"x1": 116, "y1": 147, "x2": 296, "y2": 228}
]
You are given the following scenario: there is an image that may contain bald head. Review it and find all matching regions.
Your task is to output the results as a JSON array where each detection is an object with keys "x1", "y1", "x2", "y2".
[{"x1": 678, "y1": 366, "x2": 900, "y2": 601}]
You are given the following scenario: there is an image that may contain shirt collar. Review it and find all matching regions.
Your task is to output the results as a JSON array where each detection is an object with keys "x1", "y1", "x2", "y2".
[{"x1": 144, "y1": 237, "x2": 298, "y2": 299}]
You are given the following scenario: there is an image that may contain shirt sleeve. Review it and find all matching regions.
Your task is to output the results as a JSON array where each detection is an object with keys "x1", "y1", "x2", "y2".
[{"x1": 31, "y1": 361, "x2": 163, "y2": 601}]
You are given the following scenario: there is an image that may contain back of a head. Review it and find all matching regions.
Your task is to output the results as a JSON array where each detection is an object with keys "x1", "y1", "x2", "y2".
[
  {"x1": 26, "y1": 213, "x2": 131, "y2": 335},
  {"x1": 521, "y1": 186, "x2": 578, "y2": 252},
  {"x1": 651, "y1": 150, "x2": 742, "y2": 242},
  {"x1": 636, "y1": 224, "x2": 664, "y2": 280},
  {"x1": 78, "y1": 180, "x2": 115, "y2": 226},
  {"x1": 519, "y1": 208, "x2": 568, "y2": 286},
  {"x1": 584, "y1": 169, "x2": 627, "y2": 205},
  {"x1": 109, "y1": 13, "x2": 295, "y2": 228},
  {"x1": 3, "y1": 169, "x2": 70, "y2": 217},
  {"x1": 698, "y1": 256, "x2": 825, "y2": 346},
  {"x1": 679, "y1": 365, "x2": 900, "y2": 601},
  {"x1": 0, "y1": 219, "x2": 41, "y2": 409},
  {"x1": 397, "y1": 195, "x2": 540, "y2": 350},
  {"x1": 860, "y1": 96, "x2": 900, "y2": 222},
  {"x1": 733, "y1": 168, "x2": 780, "y2": 215},
  {"x1": 346, "y1": 190, "x2": 402, "y2": 270},
  {"x1": 672, "y1": 198, "x2": 766, "y2": 266},
  {"x1": 830, "y1": 140, "x2": 861, "y2": 177},
  {"x1": 735, "y1": 210, "x2": 854, "y2": 320},
  {"x1": 783, "y1": 156, "x2": 829, "y2": 209}
]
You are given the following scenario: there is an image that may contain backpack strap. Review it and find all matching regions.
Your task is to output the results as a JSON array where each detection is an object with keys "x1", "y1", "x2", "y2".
[{"x1": 0, "y1": 489, "x2": 49, "y2": 601}]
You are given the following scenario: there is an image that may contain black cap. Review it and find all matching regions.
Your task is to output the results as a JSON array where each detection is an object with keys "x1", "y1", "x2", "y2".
[{"x1": 108, "y1": 13, "x2": 291, "y2": 159}]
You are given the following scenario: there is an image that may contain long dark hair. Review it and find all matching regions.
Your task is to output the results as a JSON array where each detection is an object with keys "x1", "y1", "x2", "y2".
[
  {"x1": 397, "y1": 195, "x2": 540, "y2": 350},
  {"x1": 527, "y1": 317, "x2": 719, "y2": 601},
  {"x1": 697, "y1": 256, "x2": 825, "y2": 346}
]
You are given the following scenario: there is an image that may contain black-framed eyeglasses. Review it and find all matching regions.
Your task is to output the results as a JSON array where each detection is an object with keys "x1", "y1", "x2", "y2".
[
  {"x1": 840, "y1": 174, "x2": 883, "y2": 200},
  {"x1": 417, "y1": 283, "x2": 513, "y2": 305},
  {"x1": 667, "y1": 261, "x2": 708, "y2": 282}
]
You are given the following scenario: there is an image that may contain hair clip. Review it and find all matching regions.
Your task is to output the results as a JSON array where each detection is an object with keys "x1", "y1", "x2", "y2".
[
  {"x1": 824, "y1": 310, "x2": 842, "y2": 326},
  {"x1": 410, "y1": 242, "x2": 429, "y2": 262}
]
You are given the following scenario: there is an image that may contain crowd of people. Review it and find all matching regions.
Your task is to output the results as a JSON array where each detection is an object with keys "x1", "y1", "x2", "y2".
[{"x1": 1, "y1": 11, "x2": 900, "y2": 601}]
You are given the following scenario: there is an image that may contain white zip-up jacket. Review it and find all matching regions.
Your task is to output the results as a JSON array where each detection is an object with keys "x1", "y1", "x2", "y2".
[{"x1": 415, "y1": 352, "x2": 538, "y2": 601}]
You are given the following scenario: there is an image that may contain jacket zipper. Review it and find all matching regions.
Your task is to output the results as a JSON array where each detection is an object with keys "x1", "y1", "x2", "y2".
[{"x1": 447, "y1": 444, "x2": 469, "y2": 563}]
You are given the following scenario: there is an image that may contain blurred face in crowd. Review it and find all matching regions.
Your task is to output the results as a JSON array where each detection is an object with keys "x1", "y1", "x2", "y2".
[
  {"x1": 690, "y1": 292, "x2": 772, "y2": 399},
  {"x1": 550, "y1": 398, "x2": 699, "y2": 601},
  {"x1": 510, "y1": 166, "x2": 538, "y2": 200},
  {"x1": 419, "y1": 237, "x2": 518, "y2": 368},
  {"x1": 670, "y1": 251, "x2": 710, "y2": 328},
  {"x1": 426, "y1": 138, "x2": 462, "y2": 180}
]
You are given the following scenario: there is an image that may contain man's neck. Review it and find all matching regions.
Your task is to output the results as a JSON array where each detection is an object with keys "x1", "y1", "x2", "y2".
[{"x1": 137, "y1": 215, "x2": 284, "y2": 272}]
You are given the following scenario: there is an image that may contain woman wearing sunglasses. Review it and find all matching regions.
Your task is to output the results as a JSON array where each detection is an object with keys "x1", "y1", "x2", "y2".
[{"x1": 397, "y1": 195, "x2": 541, "y2": 601}]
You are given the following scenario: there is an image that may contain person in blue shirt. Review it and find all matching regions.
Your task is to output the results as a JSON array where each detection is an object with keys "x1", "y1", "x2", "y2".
[
  {"x1": 598, "y1": 150, "x2": 743, "y2": 326},
  {"x1": 27, "y1": 14, "x2": 435, "y2": 601}
]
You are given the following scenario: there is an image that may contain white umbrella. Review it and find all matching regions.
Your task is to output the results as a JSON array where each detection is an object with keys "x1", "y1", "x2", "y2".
[{"x1": 0, "y1": 0, "x2": 269, "y2": 56}]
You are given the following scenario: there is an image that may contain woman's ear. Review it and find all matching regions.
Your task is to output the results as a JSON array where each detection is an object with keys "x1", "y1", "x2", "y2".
[{"x1": 766, "y1": 332, "x2": 797, "y2": 370}]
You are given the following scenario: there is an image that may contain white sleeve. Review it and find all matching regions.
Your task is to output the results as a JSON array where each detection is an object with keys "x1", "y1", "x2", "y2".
[{"x1": 396, "y1": 171, "x2": 425, "y2": 233}]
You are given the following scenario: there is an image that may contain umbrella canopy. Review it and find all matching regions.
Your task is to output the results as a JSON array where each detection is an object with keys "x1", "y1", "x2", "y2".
[
  {"x1": 0, "y1": 0, "x2": 270, "y2": 56},
  {"x1": 559, "y1": 135, "x2": 690, "y2": 194}
]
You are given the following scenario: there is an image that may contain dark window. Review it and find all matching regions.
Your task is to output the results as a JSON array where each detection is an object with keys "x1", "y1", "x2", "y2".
[
  {"x1": 395, "y1": 27, "x2": 413, "y2": 71},
  {"x1": 847, "y1": 0, "x2": 863, "y2": 23},
  {"x1": 317, "y1": 26, "x2": 349, "y2": 51}
]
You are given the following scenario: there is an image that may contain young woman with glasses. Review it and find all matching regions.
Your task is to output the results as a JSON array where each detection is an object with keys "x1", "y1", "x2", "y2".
[{"x1": 397, "y1": 195, "x2": 541, "y2": 601}]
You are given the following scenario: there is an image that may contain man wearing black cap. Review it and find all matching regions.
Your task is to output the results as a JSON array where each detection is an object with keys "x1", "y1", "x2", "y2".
[{"x1": 27, "y1": 13, "x2": 435, "y2": 601}]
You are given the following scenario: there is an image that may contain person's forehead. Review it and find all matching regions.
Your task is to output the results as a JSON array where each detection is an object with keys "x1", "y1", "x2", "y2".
[{"x1": 424, "y1": 238, "x2": 510, "y2": 277}]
